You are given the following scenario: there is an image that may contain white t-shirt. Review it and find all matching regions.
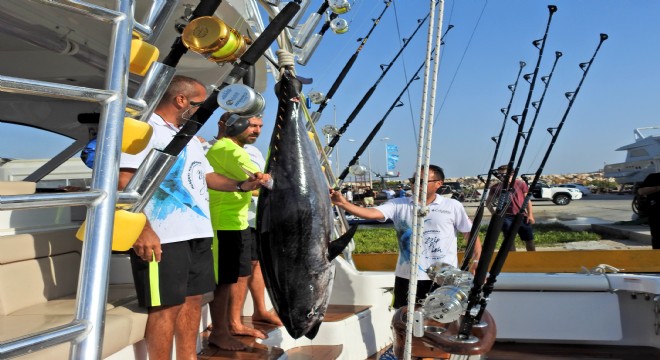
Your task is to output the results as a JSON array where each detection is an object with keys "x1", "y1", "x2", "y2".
[
  {"x1": 244, "y1": 144, "x2": 266, "y2": 229},
  {"x1": 375, "y1": 196, "x2": 472, "y2": 280},
  {"x1": 120, "y1": 114, "x2": 214, "y2": 244}
]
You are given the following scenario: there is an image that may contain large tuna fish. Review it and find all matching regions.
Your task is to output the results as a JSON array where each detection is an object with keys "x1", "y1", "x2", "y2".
[{"x1": 257, "y1": 73, "x2": 356, "y2": 339}]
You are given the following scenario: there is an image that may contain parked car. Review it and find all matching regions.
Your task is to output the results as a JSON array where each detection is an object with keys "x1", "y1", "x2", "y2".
[
  {"x1": 556, "y1": 183, "x2": 592, "y2": 196},
  {"x1": 436, "y1": 181, "x2": 466, "y2": 202},
  {"x1": 520, "y1": 174, "x2": 583, "y2": 205}
]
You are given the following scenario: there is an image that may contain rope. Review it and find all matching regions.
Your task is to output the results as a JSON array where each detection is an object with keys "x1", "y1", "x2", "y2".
[
  {"x1": 403, "y1": 1, "x2": 445, "y2": 359},
  {"x1": 276, "y1": 49, "x2": 296, "y2": 77}
]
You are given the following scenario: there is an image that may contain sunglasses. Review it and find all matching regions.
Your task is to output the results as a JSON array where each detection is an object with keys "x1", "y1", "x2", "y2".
[{"x1": 409, "y1": 177, "x2": 442, "y2": 184}]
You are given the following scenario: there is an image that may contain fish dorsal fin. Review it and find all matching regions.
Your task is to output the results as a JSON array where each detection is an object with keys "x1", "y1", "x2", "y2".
[{"x1": 327, "y1": 225, "x2": 358, "y2": 261}]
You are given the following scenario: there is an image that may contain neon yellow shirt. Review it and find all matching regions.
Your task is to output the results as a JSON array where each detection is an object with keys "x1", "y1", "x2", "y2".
[{"x1": 206, "y1": 138, "x2": 260, "y2": 230}]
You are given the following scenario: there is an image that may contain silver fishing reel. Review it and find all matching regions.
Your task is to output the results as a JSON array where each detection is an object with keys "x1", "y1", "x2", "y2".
[
  {"x1": 308, "y1": 91, "x2": 326, "y2": 104},
  {"x1": 349, "y1": 164, "x2": 367, "y2": 176},
  {"x1": 216, "y1": 84, "x2": 265, "y2": 117},
  {"x1": 328, "y1": 0, "x2": 351, "y2": 14},
  {"x1": 412, "y1": 263, "x2": 474, "y2": 335},
  {"x1": 427, "y1": 262, "x2": 474, "y2": 287},
  {"x1": 329, "y1": 17, "x2": 349, "y2": 34},
  {"x1": 321, "y1": 124, "x2": 338, "y2": 137}
]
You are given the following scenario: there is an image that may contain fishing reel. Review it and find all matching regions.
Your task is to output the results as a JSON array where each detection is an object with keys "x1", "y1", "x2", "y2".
[
  {"x1": 181, "y1": 16, "x2": 252, "y2": 63},
  {"x1": 328, "y1": 0, "x2": 351, "y2": 14},
  {"x1": 412, "y1": 263, "x2": 473, "y2": 336},
  {"x1": 326, "y1": 13, "x2": 348, "y2": 34},
  {"x1": 349, "y1": 163, "x2": 367, "y2": 176},
  {"x1": 217, "y1": 84, "x2": 265, "y2": 118},
  {"x1": 308, "y1": 91, "x2": 326, "y2": 104}
]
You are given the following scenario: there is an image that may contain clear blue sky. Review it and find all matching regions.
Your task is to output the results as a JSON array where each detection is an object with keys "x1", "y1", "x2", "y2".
[
  {"x1": 3, "y1": 0, "x2": 659, "y2": 181},
  {"x1": 205, "y1": 0, "x2": 660, "y2": 180}
]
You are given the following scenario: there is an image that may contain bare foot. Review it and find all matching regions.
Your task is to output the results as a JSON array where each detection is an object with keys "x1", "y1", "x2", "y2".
[
  {"x1": 252, "y1": 311, "x2": 283, "y2": 326},
  {"x1": 208, "y1": 333, "x2": 246, "y2": 351},
  {"x1": 229, "y1": 324, "x2": 267, "y2": 339}
]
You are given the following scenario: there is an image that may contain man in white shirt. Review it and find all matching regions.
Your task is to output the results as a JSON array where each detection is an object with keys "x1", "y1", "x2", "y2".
[
  {"x1": 331, "y1": 165, "x2": 481, "y2": 308},
  {"x1": 119, "y1": 76, "x2": 268, "y2": 359}
]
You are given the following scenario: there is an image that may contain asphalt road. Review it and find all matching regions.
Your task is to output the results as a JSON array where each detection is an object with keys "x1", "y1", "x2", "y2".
[
  {"x1": 463, "y1": 193, "x2": 652, "y2": 250},
  {"x1": 463, "y1": 193, "x2": 636, "y2": 224}
]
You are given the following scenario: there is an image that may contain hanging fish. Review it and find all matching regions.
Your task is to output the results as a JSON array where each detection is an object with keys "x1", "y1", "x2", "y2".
[{"x1": 257, "y1": 72, "x2": 356, "y2": 339}]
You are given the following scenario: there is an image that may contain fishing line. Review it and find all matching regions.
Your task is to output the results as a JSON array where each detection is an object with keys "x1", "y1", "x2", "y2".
[
  {"x1": 324, "y1": 2, "x2": 438, "y2": 155},
  {"x1": 392, "y1": 0, "x2": 419, "y2": 146},
  {"x1": 311, "y1": 1, "x2": 392, "y2": 118},
  {"x1": 433, "y1": 0, "x2": 488, "y2": 121}
]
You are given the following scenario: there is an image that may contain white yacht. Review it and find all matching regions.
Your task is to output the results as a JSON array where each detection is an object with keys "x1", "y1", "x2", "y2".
[
  {"x1": 1, "y1": 1, "x2": 659, "y2": 360},
  {"x1": 604, "y1": 127, "x2": 660, "y2": 185}
]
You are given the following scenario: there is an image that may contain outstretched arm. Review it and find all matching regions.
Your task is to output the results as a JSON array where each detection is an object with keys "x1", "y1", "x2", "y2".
[{"x1": 331, "y1": 189, "x2": 386, "y2": 220}]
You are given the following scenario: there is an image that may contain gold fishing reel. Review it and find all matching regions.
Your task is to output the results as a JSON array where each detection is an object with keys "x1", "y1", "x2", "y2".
[{"x1": 181, "y1": 16, "x2": 252, "y2": 63}]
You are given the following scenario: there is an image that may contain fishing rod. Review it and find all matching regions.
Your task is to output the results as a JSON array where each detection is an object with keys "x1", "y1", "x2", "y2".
[
  {"x1": 473, "y1": 33, "x2": 608, "y2": 323},
  {"x1": 335, "y1": 53, "x2": 430, "y2": 184},
  {"x1": 324, "y1": 4, "x2": 444, "y2": 155},
  {"x1": 462, "y1": 50, "x2": 561, "y2": 269},
  {"x1": 512, "y1": 51, "x2": 562, "y2": 177},
  {"x1": 310, "y1": 1, "x2": 392, "y2": 120},
  {"x1": 458, "y1": 4, "x2": 558, "y2": 339},
  {"x1": 295, "y1": 10, "x2": 338, "y2": 66},
  {"x1": 460, "y1": 60, "x2": 526, "y2": 270}
]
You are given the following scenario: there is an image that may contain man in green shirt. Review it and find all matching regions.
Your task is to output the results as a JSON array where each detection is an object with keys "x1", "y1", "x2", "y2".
[{"x1": 206, "y1": 113, "x2": 275, "y2": 350}]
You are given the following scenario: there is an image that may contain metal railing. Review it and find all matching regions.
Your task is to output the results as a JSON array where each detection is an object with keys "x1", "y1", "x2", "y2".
[{"x1": 0, "y1": 1, "x2": 179, "y2": 359}]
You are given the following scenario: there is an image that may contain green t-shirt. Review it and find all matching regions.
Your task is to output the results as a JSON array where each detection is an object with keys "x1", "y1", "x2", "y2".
[{"x1": 206, "y1": 138, "x2": 260, "y2": 230}]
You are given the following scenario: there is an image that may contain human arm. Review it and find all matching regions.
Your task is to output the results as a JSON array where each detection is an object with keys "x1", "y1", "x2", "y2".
[
  {"x1": 330, "y1": 189, "x2": 386, "y2": 220},
  {"x1": 525, "y1": 194, "x2": 535, "y2": 224},
  {"x1": 639, "y1": 185, "x2": 660, "y2": 196},
  {"x1": 118, "y1": 168, "x2": 162, "y2": 262},
  {"x1": 205, "y1": 171, "x2": 270, "y2": 192},
  {"x1": 462, "y1": 232, "x2": 482, "y2": 274},
  {"x1": 485, "y1": 188, "x2": 496, "y2": 215}
]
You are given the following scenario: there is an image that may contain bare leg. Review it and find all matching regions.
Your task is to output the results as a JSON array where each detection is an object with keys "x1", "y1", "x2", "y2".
[
  {"x1": 145, "y1": 304, "x2": 181, "y2": 359},
  {"x1": 228, "y1": 275, "x2": 266, "y2": 338},
  {"x1": 249, "y1": 261, "x2": 282, "y2": 326},
  {"x1": 208, "y1": 284, "x2": 246, "y2": 350},
  {"x1": 174, "y1": 295, "x2": 202, "y2": 360}
]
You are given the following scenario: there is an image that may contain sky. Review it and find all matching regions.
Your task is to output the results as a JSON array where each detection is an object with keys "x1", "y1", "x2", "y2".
[{"x1": 2, "y1": 0, "x2": 660, "y2": 180}]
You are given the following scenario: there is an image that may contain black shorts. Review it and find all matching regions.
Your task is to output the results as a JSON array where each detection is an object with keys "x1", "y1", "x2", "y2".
[
  {"x1": 130, "y1": 237, "x2": 215, "y2": 308},
  {"x1": 392, "y1": 276, "x2": 436, "y2": 309},
  {"x1": 214, "y1": 229, "x2": 255, "y2": 284},
  {"x1": 249, "y1": 227, "x2": 259, "y2": 261}
]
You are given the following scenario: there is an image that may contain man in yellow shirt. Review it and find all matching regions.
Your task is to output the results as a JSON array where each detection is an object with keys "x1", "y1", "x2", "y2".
[{"x1": 206, "y1": 112, "x2": 278, "y2": 350}]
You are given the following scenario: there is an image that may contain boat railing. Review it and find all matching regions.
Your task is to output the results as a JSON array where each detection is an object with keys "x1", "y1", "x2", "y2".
[{"x1": 0, "y1": 1, "x2": 177, "y2": 359}]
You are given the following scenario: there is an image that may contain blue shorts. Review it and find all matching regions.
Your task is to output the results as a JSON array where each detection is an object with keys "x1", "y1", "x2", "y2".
[{"x1": 502, "y1": 215, "x2": 534, "y2": 241}]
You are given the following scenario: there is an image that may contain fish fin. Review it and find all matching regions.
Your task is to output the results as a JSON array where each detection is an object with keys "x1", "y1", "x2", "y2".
[
  {"x1": 305, "y1": 322, "x2": 322, "y2": 340},
  {"x1": 327, "y1": 225, "x2": 358, "y2": 261}
]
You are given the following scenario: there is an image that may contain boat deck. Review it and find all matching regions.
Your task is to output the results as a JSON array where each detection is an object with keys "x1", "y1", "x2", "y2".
[{"x1": 198, "y1": 305, "x2": 370, "y2": 359}]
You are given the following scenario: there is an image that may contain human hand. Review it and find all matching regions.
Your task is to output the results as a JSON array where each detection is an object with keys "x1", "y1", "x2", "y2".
[
  {"x1": 329, "y1": 188, "x2": 347, "y2": 206},
  {"x1": 241, "y1": 167, "x2": 273, "y2": 190},
  {"x1": 132, "y1": 225, "x2": 162, "y2": 262},
  {"x1": 526, "y1": 215, "x2": 535, "y2": 225}
]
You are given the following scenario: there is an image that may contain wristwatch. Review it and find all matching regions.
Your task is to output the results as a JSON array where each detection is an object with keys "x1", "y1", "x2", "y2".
[{"x1": 236, "y1": 180, "x2": 250, "y2": 192}]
